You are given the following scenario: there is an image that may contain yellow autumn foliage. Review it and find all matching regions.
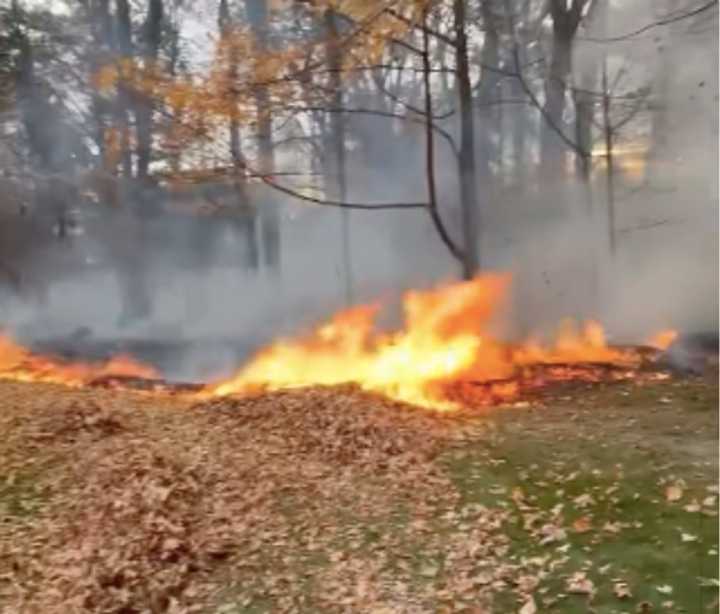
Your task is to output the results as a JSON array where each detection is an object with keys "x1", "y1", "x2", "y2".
[{"x1": 90, "y1": 0, "x2": 422, "y2": 153}]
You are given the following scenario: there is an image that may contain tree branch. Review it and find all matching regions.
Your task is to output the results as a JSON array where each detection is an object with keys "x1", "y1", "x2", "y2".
[{"x1": 580, "y1": 0, "x2": 718, "y2": 42}]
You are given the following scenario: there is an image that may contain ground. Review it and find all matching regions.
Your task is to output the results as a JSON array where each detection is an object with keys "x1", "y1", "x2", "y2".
[{"x1": 0, "y1": 374, "x2": 717, "y2": 613}]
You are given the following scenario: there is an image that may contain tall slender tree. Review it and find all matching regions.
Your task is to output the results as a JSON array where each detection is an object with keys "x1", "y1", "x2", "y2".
[
  {"x1": 136, "y1": 0, "x2": 164, "y2": 181},
  {"x1": 219, "y1": 0, "x2": 259, "y2": 268},
  {"x1": 541, "y1": 0, "x2": 588, "y2": 179},
  {"x1": 115, "y1": 0, "x2": 134, "y2": 178},
  {"x1": 245, "y1": 0, "x2": 280, "y2": 270},
  {"x1": 323, "y1": 7, "x2": 353, "y2": 303},
  {"x1": 454, "y1": 0, "x2": 480, "y2": 277}
]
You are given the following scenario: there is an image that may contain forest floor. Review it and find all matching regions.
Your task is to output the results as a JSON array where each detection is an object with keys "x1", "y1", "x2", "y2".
[{"x1": 0, "y1": 373, "x2": 717, "y2": 613}]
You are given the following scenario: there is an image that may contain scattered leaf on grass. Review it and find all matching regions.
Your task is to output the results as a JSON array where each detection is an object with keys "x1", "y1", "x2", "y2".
[
  {"x1": 572, "y1": 516, "x2": 592, "y2": 534},
  {"x1": 613, "y1": 581, "x2": 632, "y2": 599},
  {"x1": 573, "y1": 494, "x2": 595, "y2": 509},
  {"x1": 566, "y1": 572, "x2": 595, "y2": 595},
  {"x1": 684, "y1": 500, "x2": 701, "y2": 513},
  {"x1": 665, "y1": 484, "x2": 683, "y2": 502},
  {"x1": 539, "y1": 524, "x2": 567, "y2": 545},
  {"x1": 519, "y1": 596, "x2": 537, "y2": 614}
]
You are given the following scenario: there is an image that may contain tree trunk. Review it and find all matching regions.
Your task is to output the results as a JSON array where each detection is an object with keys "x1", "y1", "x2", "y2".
[
  {"x1": 573, "y1": 84, "x2": 593, "y2": 179},
  {"x1": 112, "y1": 0, "x2": 155, "y2": 326},
  {"x1": 421, "y1": 6, "x2": 463, "y2": 265},
  {"x1": 115, "y1": 0, "x2": 133, "y2": 178},
  {"x1": 245, "y1": 0, "x2": 280, "y2": 271},
  {"x1": 541, "y1": 0, "x2": 586, "y2": 179},
  {"x1": 136, "y1": 0, "x2": 163, "y2": 181},
  {"x1": 541, "y1": 33, "x2": 572, "y2": 178},
  {"x1": 476, "y1": 0, "x2": 500, "y2": 242},
  {"x1": 602, "y1": 62, "x2": 616, "y2": 256},
  {"x1": 509, "y1": 5, "x2": 531, "y2": 185},
  {"x1": 454, "y1": 0, "x2": 479, "y2": 278},
  {"x1": 324, "y1": 9, "x2": 353, "y2": 304},
  {"x1": 89, "y1": 0, "x2": 112, "y2": 169},
  {"x1": 219, "y1": 0, "x2": 259, "y2": 270},
  {"x1": 574, "y1": 0, "x2": 605, "y2": 187}
]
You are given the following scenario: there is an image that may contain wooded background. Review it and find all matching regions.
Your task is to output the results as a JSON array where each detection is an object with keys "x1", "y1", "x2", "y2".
[{"x1": 0, "y1": 0, "x2": 717, "y2": 343}]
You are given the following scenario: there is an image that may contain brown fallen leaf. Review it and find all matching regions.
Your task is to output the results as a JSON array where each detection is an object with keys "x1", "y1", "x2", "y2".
[
  {"x1": 573, "y1": 493, "x2": 595, "y2": 509},
  {"x1": 684, "y1": 500, "x2": 701, "y2": 513},
  {"x1": 518, "y1": 596, "x2": 537, "y2": 614},
  {"x1": 566, "y1": 571, "x2": 595, "y2": 595},
  {"x1": 613, "y1": 580, "x2": 632, "y2": 599},
  {"x1": 665, "y1": 484, "x2": 683, "y2": 502},
  {"x1": 572, "y1": 516, "x2": 592, "y2": 534},
  {"x1": 511, "y1": 487, "x2": 525, "y2": 504},
  {"x1": 539, "y1": 524, "x2": 567, "y2": 545}
]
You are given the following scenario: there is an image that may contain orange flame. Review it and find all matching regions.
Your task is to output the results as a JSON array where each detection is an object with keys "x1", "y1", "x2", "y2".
[
  {"x1": 0, "y1": 333, "x2": 158, "y2": 387},
  {"x1": 646, "y1": 329, "x2": 678, "y2": 351},
  {"x1": 208, "y1": 276, "x2": 661, "y2": 410},
  {"x1": 0, "y1": 276, "x2": 677, "y2": 408}
]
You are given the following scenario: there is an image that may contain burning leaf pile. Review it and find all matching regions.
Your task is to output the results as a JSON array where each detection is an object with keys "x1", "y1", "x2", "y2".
[
  {"x1": 0, "y1": 333, "x2": 158, "y2": 388},
  {"x1": 0, "y1": 275, "x2": 679, "y2": 412},
  {"x1": 208, "y1": 275, "x2": 676, "y2": 410}
]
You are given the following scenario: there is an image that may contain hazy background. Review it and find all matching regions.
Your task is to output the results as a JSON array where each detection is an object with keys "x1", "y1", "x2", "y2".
[{"x1": 0, "y1": 0, "x2": 716, "y2": 381}]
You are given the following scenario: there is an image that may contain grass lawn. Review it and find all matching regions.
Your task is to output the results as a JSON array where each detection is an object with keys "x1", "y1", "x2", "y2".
[{"x1": 0, "y1": 374, "x2": 717, "y2": 613}]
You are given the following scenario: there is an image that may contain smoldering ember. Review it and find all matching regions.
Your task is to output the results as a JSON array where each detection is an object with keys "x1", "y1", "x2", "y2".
[{"x1": 0, "y1": 1, "x2": 717, "y2": 613}]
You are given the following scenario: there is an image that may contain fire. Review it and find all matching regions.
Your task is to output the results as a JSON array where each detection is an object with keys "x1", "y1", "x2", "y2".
[
  {"x1": 512, "y1": 320, "x2": 629, "y2": 366},
  {"x1": 211, "y1": 275, "x2": 511, "y2": 410},
  {"x1": 646, "y1": 329, "x2": 678, "y2": 351},
  {"x1": 209, "y1": 276, "x2": 666, "y2": 410},
  {"x1": 0, "y1": 332, "x2": 158, "y2": 387},
  {"x1": 0, "y1": 276, "x2": 677, "y2": 408}
]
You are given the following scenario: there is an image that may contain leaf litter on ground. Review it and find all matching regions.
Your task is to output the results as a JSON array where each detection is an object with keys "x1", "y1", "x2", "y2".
[
  {"x1": 0, "y1": 383, "x2": 522, "y2": 613},
  {"x1": 0, "y1": 375, "x2": 717, "y2": 613}
]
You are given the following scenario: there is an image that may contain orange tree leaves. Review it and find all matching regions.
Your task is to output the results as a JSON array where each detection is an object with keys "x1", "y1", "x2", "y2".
[{"x1": 89, "y1": 0, "x2": 427, "y2": 165}]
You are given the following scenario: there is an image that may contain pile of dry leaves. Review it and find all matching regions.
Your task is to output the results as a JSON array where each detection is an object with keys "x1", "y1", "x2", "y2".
[
  {"x1": 197, "y1": 384, "x2": 454, "y2": 466},
  {"x1": 1, "y1": 383, "x2": 498, "y2": 613}
]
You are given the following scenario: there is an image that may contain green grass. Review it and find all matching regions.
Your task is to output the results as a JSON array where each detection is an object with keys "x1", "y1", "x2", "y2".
[
  {"x1": 441, "y1": 378, "x2": 719, "y2": 612},
  {"x1": 209, "y1": 378, "x2": 718, "y2": 613},
  {"x1": 211, "y1": 380, "x2": 716, "y2": 612},
  {"x1": 445, "y1": 444, "x2": 717, "y2": 612}
]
